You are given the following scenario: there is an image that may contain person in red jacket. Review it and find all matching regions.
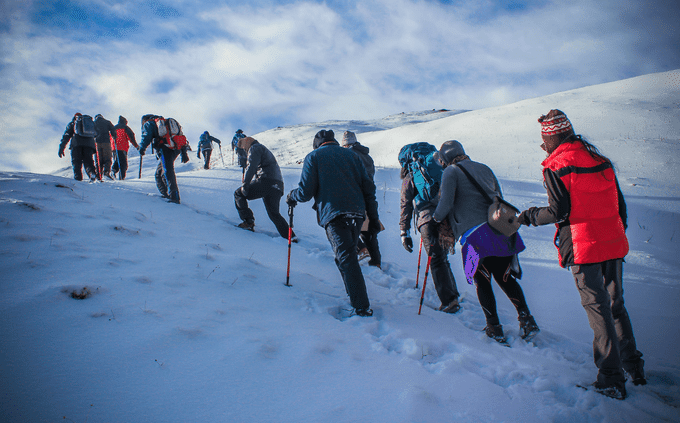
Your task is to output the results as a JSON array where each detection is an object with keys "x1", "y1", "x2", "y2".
[
  {"x1": 519, "y1": 109, "x2": 645, "y2": 400},
  {"x1": 110, "y1": 116, "x2": 139, "y2": 180}
]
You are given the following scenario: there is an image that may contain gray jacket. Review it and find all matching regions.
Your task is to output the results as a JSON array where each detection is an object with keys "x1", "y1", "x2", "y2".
[
  {"x1": 243, "y1": 141, "x2": 283, "y2": 185},
  {"x1": 433, "y1": 159, "x2": 501, "y2": 240}
]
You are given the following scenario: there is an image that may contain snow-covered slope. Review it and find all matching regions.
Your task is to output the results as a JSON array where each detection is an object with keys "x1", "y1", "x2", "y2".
[{"x1": 2, "y1": 70, "x2": 679, "y2": 422}]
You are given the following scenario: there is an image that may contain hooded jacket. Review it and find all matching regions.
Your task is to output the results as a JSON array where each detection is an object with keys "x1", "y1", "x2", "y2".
[
  {"x1": 289, "y1": 140, "x2": 378, "y2": 228},
  {"x1": 94, "y1": 115, "x2": 115, "y2": 145},
  {"x1": 347, "y1": 143, "x2": 375, "y2": 180},
  {"x1": 111, "y1": 116, "x2": 138, "y2": 151},
  {"x1": 59, "y1": 119, "x2": 96, "y2": 151},
  {"x1": 238, "y1": 137, "x2": 283, "y2": 185}
]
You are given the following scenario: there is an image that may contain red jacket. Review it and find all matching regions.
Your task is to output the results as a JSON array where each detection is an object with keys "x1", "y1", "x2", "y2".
[{"x1": 522, "y1": 140, "x2": 628, "y2": 267}]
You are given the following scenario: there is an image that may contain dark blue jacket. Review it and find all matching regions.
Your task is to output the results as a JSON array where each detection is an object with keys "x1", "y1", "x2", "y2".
[
  {"x1": 198, "y1": 132, "x2": 221, "y2": 151},
  {"x1": 139, "y1": 117, "x2": 161, "y2": 154},
  {"x1": 289, "y1": 141, "x2": 379, "y2": 228},
  {"x1": 59, "y1": 120, "x2": 96, "y2": 151}
]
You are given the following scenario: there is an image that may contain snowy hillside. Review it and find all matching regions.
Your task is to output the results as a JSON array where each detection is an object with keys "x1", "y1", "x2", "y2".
[{"x1": 1, "y1": 70, "x2": 679, "y2": 422}]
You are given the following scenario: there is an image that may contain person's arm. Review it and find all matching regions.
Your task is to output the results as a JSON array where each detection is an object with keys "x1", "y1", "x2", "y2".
[
  {"x1": 242, "y1": 145, "x2": 262, "y2": 186},
  {"x1": 616, "y1": 177, "x2": 628, "y2": 230},
  {"x1": 58, "y1": 122, "x2": 74, "y2": 156},
  {"x1": 433, "y1": 166, "x2": 457, "y2": 223},
  {"x1": 126, "y1": 127, "x2": 139, "y2": 149},
  {"x1": 519, "y1": 168, "x2": 570, "y2": 226},
  {"x1": 289, "y1": 155, "x2": 318, "y2": 204}
]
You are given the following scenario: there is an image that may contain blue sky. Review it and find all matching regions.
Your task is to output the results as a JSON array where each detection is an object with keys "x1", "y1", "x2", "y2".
[{"x1": 1, "y1": 0, "x2": 679, "y2": 173}]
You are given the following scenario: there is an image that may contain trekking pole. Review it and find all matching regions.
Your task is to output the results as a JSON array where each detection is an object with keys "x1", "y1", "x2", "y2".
[
  {"x1": 138, "y1": 155, "x2": 143, "y2": 179},
  {"x1": 219, "y1": 145, "x2": 226, "y2": 167},
  {"x1": 415, "y1": 237, "x2": 423, "y2": 289},
  {"x1": 417, "y1": 256, "x2": 432, "y2": 315},
  {"x1": 285, "y1": 205, "x2": 294, "y2": 287}
]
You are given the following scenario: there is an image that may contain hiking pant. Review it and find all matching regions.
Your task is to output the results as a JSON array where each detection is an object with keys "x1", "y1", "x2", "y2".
[
  {"x1": 473, "y1": 255, "x2": 530, "y2": 326},
  {"x1": 70, "y1": 146, "x2": 97, "y2": 181},
  {"x1": 111, "y1": 150, "x2": 128, "y2": 180},
  {"x1": 155, "y1": 147, "x2": 181, "y2": 203},
  {"x1": 358, "y1": 230, "x2": 381, "y2": 267},
  {"x1": 234, "y1": 177, "x2": 291, "y2": 239},
  {"x1": 326, "y1": 216, "x2": 370, "y2": 310},
  {"x1": 419, "y1": 221, "x2": 459, "y2": 306},
  {"x1": 201, "y1": 148, "x2": 212, "y2": 169},
  {"x1": 571, "y1": 259, "x2": 644, "y2": 389},
  {"x1": 96, "y1": 142, "x2": 113, "y2": 175}
]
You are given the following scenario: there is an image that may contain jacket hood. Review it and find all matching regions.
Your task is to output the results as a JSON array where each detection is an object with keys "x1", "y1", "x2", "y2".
[
  {"x1": 237, "y1": 136, "x2": 258, "y2": 152},
  {"x1": 118, "y1": 116, "x2": 127, "y2": 125},
  {"x1": 436, "y1": 140, "x2": 466, "y2": 165},
  {"x1": 313, "y1": 130, "x2": 336, "y2": 149},
  {"x1": 351, "y1": 143, "x2": 369, "y2": 155}
]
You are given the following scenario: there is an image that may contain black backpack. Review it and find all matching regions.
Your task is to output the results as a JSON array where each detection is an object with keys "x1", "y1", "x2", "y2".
[{"x1": 74, "y1": 115, "x2": 97, "y2": 137}]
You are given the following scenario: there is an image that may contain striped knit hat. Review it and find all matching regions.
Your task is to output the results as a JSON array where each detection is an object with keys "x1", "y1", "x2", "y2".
[{"x1": 538, "y1": 110, "x2": 574, "y2": 137}]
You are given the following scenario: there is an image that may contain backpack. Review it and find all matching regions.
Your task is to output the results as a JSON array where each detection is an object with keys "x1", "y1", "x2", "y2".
[
  {"x1": 74, "y1": 115, "x2": 97, "y2": 137},
  {"x1": 398, "y1": 142, "x2": 443, "y2": 210},
  {"x1": 154, "y1": 117, "x2": 188, "y2": 150}
]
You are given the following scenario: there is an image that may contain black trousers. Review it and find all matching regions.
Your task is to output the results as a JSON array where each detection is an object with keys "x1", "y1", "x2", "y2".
[
  {"x1": 419, "y1": 221, "x2": 459, "y2": 306},
  {"x1": 234, "y1": 178, "x2": 292, "y2": 239},
  {"x1": 326, "y1": 216, "x2": 370, "y2": 310},
  {"x1": 474, "y1": 255, "x2": 529, "y2": 326},
  {"x1": 155, "y1": 147, "x2": 181, "y2": 202},
  {"x1": 201, "y1": 148, "x2": 212, "y2": 169},
  {"x1": 112, "y1": 150, "x2": 129, "y2": 180},
  {"x1": 70, "y1": 146, "x2": 97, "y2": 181}
]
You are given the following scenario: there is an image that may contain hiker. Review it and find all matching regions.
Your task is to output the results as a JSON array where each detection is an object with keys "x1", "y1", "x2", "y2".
[
  {"x1": 94, "y1": 114, "x2": 116, "y2": 180},
  {"x1": 111, "y1": 116, "x2": 139, "y2": 180},
  {"x1": 399, "y1": 143, "x2": 461, "y2": 314},
  {"x1": 518, "y1": 109, "x2": 645, "y2": 399},
  {"x1": 197, "y1": 131, "x2": 221, "y2": 169},
  {"x1": 138, "y1": 114, "x2": 190, "y2": 204},
  {"x1": 432, "y1": 140, "x2": 539, "y2": 343},
  {"x1": 286, "y1": 130, "x2": 380, "y2": 317},
  {"x1": 341, "y1": 130, "x2": 382, "y2": 268},
  {"x1": 232, "y1": 129, "x2": 247, "y2": 170},
  {"x1": 234, "y1": 136, "x2": 294, "y2": 240},
  {"x1": 58, "y1": 113, "x2": 98, "y2": 182}
]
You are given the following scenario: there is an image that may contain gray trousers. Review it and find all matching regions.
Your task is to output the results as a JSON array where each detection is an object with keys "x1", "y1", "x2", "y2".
[{"x1": 571, "y1": 259, "x2": 644, "y2": 388}]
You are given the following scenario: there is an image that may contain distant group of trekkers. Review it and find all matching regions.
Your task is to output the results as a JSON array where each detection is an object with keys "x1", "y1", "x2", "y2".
[{"x1": 57, "y1": 109, "x2": 645, "y2": 400}]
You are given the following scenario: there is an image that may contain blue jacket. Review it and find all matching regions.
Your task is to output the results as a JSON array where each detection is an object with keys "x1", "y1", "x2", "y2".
[
  {"x1": 289, "y1": 141, "x2": 379, "y2": 228},
  {"x1": 198, "y1": 132, "x2": 221, "y2": 151},
  {"x1": 138, "y1": 117, "x2": 160, "y2": 154}
]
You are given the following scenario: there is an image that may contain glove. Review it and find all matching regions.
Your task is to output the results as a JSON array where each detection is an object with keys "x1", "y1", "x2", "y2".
[
  {"x1": 197, "y1": 151, "x2": 201, "y2": 159},
  {"x1": 286, "y1": 192, "x2": 297, "y2": 207},
  {"x1": 181, "y1": 150, "x2": 189, "y2": 163},
  {"x1": 518, "y1": 209, "x2": 533, "y2": 226},
  {"x1": 138, "y1": 147, "x2": 145, "y2": 156},
  {"x1": 240, "y1": 186, "x2": 248, "y2": 197},
  {"x1": 368, "y1": 218, "x2": 381, "y2": 235},
  {"x1": 58, "y1": 147, "x2": 65, "y2": 158},
  {"x1": 401, "y1": 231, "x2": 413, "y2": 253}
]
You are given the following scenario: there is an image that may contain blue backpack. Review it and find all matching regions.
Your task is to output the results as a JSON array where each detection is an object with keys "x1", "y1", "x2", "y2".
[{"x1": 398, "y1": 142, "x2": 443, "y2": 210}]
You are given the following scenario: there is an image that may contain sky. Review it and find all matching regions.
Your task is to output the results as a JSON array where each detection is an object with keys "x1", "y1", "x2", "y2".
[{"x1": 1, "y1": 0, "x2": 679, "y2": 173}]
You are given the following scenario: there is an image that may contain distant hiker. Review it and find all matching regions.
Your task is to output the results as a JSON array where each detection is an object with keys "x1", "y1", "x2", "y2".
[
  {"x1": 432, "y1": 140, "x2": 538, "y2": 343},
  {"x1": 94, "y1": 114, "x2": 116, "y2": 180},
  {"x1": 399, "y1": 142, "x2": 461, "y2": 314},
  {"x1": 110, "y1": 116, "x2": 139, "y2": 180},
  {"x1": 197, "y1": 131, "x2": 222, "y2": 169},
  {"x1": 138, "y1": 115, "x2": 190, "y2": 204},
  {"x1": 286, "y1": 130, "x2": 380, "y2": 317},
  {"x1": 342, "y1": 130, "x2": 382, "y2": 269},
  {"x1": 234, "y1": 136, "x2": 294, "y2": 240},
  {"x1": 58, "y1": 113, "x2": 98, "y2": 182},
  {"x1": 518, "y1": 109, "x2": 645, "y2": 399},
  {"x1": 232, "y1": 129, "x2": 247, "y2": 169}
]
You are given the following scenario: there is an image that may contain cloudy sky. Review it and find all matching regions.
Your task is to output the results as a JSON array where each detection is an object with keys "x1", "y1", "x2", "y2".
[{"x1": 1, "y1": 0, "x2": 679, "y2": 173}]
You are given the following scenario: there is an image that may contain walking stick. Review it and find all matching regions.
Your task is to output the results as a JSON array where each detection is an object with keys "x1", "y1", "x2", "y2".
[
  {"x1": 417, "y1": 256, "x2": 432, "y2": 315},
  {"x1": 415, "y1": 237, "x2": 423, "y2": 289},
  {"x1": 138, "y1": 155, "x2": 143, "y2": 179},
  {"x1": 285, "y1": 205, "x2": 294, "y2": 287},
  {"x1": 218, "y1": 145, "x2": 226, "y2": 167}
]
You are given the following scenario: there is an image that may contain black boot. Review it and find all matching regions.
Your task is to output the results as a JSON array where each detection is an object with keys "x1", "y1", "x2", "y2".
[
  {"x1": 484, "y1": 324, "x2": 506, "y2": 344},
  {"x1": 518, "y1": 310, "x2": 540, "y2": 340}
]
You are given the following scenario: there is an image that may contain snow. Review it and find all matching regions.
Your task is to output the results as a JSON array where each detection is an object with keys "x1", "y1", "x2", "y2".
[{"x1": 1, "y1": 70, "x2": 679, "y2": 422}]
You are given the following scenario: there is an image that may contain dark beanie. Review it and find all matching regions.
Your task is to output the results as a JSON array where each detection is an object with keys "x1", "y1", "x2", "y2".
[
  {"x1": 313, "y1": 130, "x2": 336, "y2": 149},
  {"x1": 436, "y1": 140, "x2": 466, "y2": 165}
]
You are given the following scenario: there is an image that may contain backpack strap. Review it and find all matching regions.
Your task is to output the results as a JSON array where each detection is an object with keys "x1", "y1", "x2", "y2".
[{"x1": 455, "y1": 163, "x2": 494, "y2": 205}]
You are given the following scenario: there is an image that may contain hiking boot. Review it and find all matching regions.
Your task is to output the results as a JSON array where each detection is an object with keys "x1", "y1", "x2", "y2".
[
  {"x1": 290, "y1": 236, "x2": 299, "y2": 243},
  {"x1": 237, "y1": 221, "x2": 255, "y2": 231},
  {"x1": 358, "y1": 248, "x2": 370, "y2": 261},
  {"x1": 484, "y1": 324, "x2": 506, "y2": 343},
  {"x1": 628, "y1": 363, "x2": 647, "y2": 386},
  {"x1": 105, "y1": 172, "x2": 114, "y2": 180},
  {"x1": 354, "y1": 308, "x2": 373, "y2": 317},
  {"x1": 518, "y1": 311, "x2": 540, "y2": 340},
  {"x1": 593, "y1": 382, "x2": 627, "y2": 400},
  {"x1": 439, "y1": 297, "x2": 461, "y2": 314}
]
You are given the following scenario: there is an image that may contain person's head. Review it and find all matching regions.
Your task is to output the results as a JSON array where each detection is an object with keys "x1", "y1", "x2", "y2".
[
  {"x1": 141, "y1": 114, "x2": 155, "y2": 125},
  {"x1": 73, "y1": 112, "x2": 82, "y2": 121},
  {"x1": 435, "y1": 140, "x2": 468, "y2": 167},
  {"x1": 204, "y1": 131, "x2": 209, "y2": 136},
  {"x1": 237, "y1": 136, "x2": 257, "y2": 152},
  {"x1": 341, "y1": 131, "x2": 357, "y2": 147},
  {"x1": 538, "y1": 109, "x2": 575, "y2": 155},
  {"x1": 313, "y1": 130, "x2": 336, "y2": 149},
  {"x1": 118, "y1": 116, "x2": 127, "y2": 125},
  {"x1": 236, "y1": 129, "x2": 243, "y2": 134},
  {"x1": 95, "y1": 114, "x2": 103, "y2": 120}
]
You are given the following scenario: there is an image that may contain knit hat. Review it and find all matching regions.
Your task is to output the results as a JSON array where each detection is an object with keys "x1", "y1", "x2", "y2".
[
  {"x1": 538, "y1": 109, "x2": 574, "y2": 154},
  {"x1": 313, "y1": 130, "x2": 336, "y2": 149},
  {"x1": 436, "y1": 140, "x2": 466, "y2": 165},
  {"x1": 341, "y1": 131, "x2": 357, "y2": 147},
  {"x1": 237, "y1": 136, "x2": 257, "y2": 152}
]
